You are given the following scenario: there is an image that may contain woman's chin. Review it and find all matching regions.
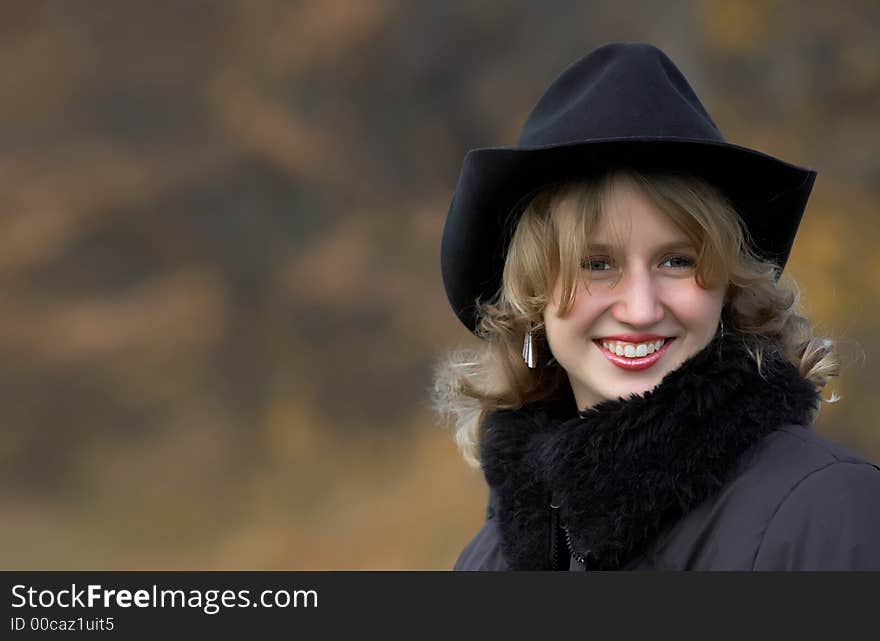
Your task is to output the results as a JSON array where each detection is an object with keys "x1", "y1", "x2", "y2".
[{"x1": 599, "y1": 372, "x2": 667, "y2": 402}]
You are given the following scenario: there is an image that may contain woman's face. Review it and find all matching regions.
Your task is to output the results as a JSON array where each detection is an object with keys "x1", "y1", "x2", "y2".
[{"x1": 542, "y1": 176, "x2": 726, "y2": 411}]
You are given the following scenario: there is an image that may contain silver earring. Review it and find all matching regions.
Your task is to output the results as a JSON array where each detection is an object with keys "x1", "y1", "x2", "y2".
[
  {"x1": 719, "y1": 317, "x2": 725, "y2": 340},
  {"x1": 522, "y1": 327, "x2": 537, "y2": 369}
]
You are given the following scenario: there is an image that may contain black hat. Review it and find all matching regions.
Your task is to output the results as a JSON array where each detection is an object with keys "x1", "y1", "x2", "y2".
[{"x1": 441, "y1": 42, "x2": 817, "y2": 334}]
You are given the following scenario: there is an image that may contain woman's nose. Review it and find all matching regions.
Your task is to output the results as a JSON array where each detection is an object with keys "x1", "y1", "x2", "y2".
[{"x1": 610, "y1": 269, "x2": 665, "y2": 326}]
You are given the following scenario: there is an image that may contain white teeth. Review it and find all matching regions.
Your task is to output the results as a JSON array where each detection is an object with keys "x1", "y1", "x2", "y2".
[{"x1": 601, "y1": 338, "x2": 667, "y2": 359}]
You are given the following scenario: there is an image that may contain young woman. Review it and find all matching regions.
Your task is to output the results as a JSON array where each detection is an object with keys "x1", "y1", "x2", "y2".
[{"x1": 436, "y1": 43, "x2": 880, "y2": 570}]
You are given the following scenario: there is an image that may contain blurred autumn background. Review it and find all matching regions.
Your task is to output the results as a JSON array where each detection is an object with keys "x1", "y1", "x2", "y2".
[{"x1": 1, "y1": 0, "x2": 878, "y2": 569}]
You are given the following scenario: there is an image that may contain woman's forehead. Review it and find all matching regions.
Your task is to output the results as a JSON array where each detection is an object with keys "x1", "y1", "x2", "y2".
[
  {"x1": 590, "y1": 209, "x2": 693, "y2": 246},
  {"x1": 553, "y1": 179, "x2": 695, "y2": 247},
  {"x1": 587, "y1": 239, "x2": 696, "y2": 254}
]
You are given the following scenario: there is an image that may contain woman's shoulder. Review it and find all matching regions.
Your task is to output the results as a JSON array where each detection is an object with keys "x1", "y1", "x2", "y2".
[
  {"x1": 732, "y1": 424, "x2": 880, "y2": 520},
  {"x1": 743, "y1": 424, "x2": 880, "y2": 569},
  {"x1": 453, "y1": 491, "x2": 510, "y2": 571},
  {"x1": 744, "y1": 424, "x2": 879, "y2": 485},
  {"x1": 453, "y1": 519, "x2": 509, "y2": 572},
  {"x1": 648, "y1": 424, "x2": 880, "y2": 570}
]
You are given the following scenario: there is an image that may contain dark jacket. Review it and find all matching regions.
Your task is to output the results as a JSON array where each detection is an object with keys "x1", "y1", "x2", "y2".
[{"x1": 454, "y1": 333, "x2": 880, "y2": 571}]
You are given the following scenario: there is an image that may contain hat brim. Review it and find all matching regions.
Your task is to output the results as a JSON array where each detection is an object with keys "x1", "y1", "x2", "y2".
[{"x1": 441, "y1": 137, "x2": 817, "y2": 333}]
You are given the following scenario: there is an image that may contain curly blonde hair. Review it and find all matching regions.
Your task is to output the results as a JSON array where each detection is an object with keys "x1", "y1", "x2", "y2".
[{"x1": 433, "y1": 168, "x2": 840, "y2": 468}]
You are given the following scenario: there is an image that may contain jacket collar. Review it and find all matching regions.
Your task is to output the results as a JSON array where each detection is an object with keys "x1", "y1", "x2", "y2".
[{"x1": 479, "y1": 330, "x2": 821, "y2": 570}]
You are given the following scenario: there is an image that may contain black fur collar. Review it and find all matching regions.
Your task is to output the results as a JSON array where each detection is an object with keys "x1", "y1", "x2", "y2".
[{"x1": 479, "y1": 330, "x2": 821, "y2": 570}]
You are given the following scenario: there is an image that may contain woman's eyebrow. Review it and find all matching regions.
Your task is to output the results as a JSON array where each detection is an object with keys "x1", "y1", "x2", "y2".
[{"x1": 587, "y1": 240, "x2": 695, "y2": 252}]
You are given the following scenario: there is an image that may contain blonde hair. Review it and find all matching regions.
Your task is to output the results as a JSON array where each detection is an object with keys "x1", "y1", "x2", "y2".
[{"x1": 433, "y1": 169, "x2": 840, "y2": 468}]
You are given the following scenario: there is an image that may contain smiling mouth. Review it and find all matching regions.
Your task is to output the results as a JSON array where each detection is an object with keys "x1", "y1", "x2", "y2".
[{"x1": 593, "y1": 337, "x2": 676, "y2": 371}]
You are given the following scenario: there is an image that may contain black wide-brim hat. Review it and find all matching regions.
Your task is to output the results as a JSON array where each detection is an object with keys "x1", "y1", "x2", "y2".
[{"x1": 441, "y1": 42, "x2": 817, "y2": 334}]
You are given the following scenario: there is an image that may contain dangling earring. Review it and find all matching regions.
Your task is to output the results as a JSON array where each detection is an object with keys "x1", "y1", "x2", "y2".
[
  {"x1": 522, "y1": 326, "x2": 537, "y2": 369},
  {"x1": 719, "y1": 316, "x2": 725, "y2": 340}
]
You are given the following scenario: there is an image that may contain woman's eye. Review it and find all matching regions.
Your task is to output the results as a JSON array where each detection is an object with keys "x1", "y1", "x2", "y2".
[
  {"x1": 581, "y1": 257, "x2": 613, "y2": 271},
  {"x1": 661, "y1": 255, "x2": 695, "y2": 269}
]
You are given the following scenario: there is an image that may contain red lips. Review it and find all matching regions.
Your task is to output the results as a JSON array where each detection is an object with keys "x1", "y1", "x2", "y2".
[{"x1": 593, "y1": 337, "x2": 675, "y2": 371}]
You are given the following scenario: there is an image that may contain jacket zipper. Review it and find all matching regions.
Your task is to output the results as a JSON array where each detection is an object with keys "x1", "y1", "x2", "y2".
[
  {"x1": 549, "y1": 501, "x2": 562, "y2": 570},
  {"x1": 562, "y1": 523, "x2": 588, "y2": 567},
  {"x1": 550, "y1": 495, "x2": 589, "y2": 570}
]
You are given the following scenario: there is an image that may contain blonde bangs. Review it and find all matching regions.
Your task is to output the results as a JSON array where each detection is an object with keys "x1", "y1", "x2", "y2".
[{"x1": 547, "y1": 177, "x2": 610, "y2": 317}]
